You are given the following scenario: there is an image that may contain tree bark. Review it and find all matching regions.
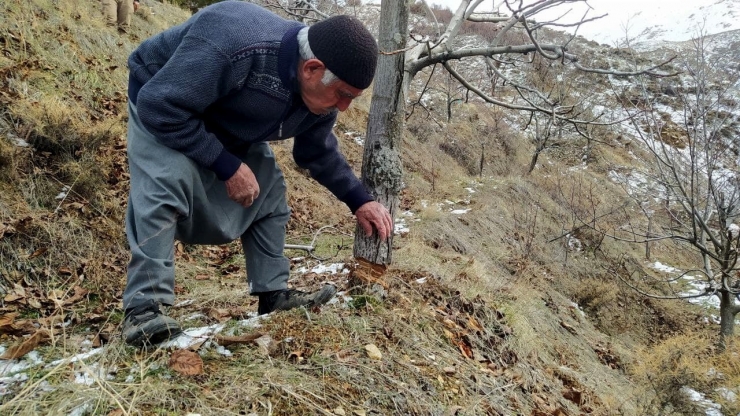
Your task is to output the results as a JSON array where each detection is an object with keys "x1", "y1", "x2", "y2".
[
  {"x1": 352, "y1": 0, "x2": 408, "y2": 265},
  {"x1": 718, "y1": 290, "x2": 736, "y2": 351}
]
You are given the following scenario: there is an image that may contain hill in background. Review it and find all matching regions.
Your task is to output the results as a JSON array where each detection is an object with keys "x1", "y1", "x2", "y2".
[{"x1": 0, "y1": 1, "x2": 739, "y2": 415}]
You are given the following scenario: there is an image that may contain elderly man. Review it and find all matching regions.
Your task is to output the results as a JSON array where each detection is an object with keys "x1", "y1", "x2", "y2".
[{"x1": 122, "y1": 0, "x2": 392, "y2": 347}]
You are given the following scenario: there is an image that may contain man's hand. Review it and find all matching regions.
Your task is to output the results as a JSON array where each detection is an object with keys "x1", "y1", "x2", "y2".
[
  {"x1": 225, "y1": 163, "x2": 260, "y2": 207},
  {"x1": 355, "y1": 201, "x2": 393, "y2": 241}
]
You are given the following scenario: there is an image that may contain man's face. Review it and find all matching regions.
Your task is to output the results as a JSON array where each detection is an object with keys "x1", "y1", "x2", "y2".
[{"x1": 298, "y1": 59, "x2": 364, "y2": 115}]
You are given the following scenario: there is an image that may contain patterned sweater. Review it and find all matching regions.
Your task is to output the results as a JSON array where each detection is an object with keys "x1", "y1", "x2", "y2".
[{"x1": 127, "y1": 1, "x2": 372, "y2": 213}]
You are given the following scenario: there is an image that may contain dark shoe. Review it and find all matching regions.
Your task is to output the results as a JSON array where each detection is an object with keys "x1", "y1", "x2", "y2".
[
  {"x1": 258, "y1": 285, "x2": 337, "y2": 315},
  {"x1": 122, "y1": 300, "x2": 182, "y2": 347}
]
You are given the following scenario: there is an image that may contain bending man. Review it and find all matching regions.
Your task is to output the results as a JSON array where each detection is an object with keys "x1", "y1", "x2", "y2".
[{"x1": 122, "y1": 1, "x2": 392, "y2": 347}]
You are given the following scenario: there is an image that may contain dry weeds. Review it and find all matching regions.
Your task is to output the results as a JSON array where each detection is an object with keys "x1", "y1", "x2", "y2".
[{"x1": 0, "y1": 1, "x2": 730, "y2": 415}]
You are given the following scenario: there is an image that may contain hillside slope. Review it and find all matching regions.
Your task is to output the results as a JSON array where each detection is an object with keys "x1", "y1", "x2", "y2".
[{"x1": 0, "y1": 1, "x2": 737, "y2": 415}]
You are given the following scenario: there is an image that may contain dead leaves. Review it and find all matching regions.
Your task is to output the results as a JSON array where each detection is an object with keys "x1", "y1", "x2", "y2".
[
  {"x1": 0, "y1": 312, "x2": 38, "y2": 336},
  {"x1": 206, "y1": 307, "x2": 248, "y2": 323},
  {"x1": 168, "y1": 349, "x2": 203, "y2": 376},
  {"x1": 364, "y1": 343, "x2": 382, "y2": 360},
  {"x1": 437, "y1": 310, "x2": 485, "y2": 361},
  {"x1": 0, "y1": 330, "x2": 49, "y2": 359},
  {"x1": 4, "y1": 283, "x2": 89, "y2": 311},
  {"x1": 27, "y1": 246, "x2": 48, "y2": 259},
  {"x1": 0, "y1": 216, "x2": 32, "y2": 240},
  {"x1": 4, "y1": 284, "x2": 27, "y2": 303}
]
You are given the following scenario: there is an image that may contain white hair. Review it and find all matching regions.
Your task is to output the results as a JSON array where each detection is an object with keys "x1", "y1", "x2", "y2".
[{"x1": 297, "y1": 26, "x2": 339, "y2": 86}]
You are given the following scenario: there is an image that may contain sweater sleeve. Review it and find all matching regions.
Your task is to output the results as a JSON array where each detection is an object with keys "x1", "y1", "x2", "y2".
[
  {"x1": 134, "y1": 34, "x2": 242, "y2": 181},
  {"x1": 292, "y1": 115, "x2": 373, "y2": 213}
]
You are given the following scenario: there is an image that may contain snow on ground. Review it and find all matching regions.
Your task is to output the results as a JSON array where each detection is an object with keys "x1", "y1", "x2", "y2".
[
  {"x1": 395, "y1": 180, "x2": 483, "y2": 234},
  {"x1": 344, "y1": 131, "x2": 365, "y2": 146},
  {"x1": 682, "y1": 387, "x2": 723, "y2": 416},
  {"x1": 652, "y1": 261, "x2": 680, "y2": 274},
  {"x1": 649, "y1": 261, "x2": 721, "y2": 310},
  {"x1": 566, "y1": 234, "x2": 583, "y2": 252},
  {"x1": 394, "y1": 210, "x2": 415, "y2": 235},
  {"x1": 295, "y1": 262, "x2": 349, "y2": 275},
  {"x1": 7, "y1": 131, "x2": 30, "y2": 148}
]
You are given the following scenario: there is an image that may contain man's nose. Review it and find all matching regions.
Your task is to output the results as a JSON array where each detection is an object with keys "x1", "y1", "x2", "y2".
[{"x1": 336, "y1": 97, "x2": 352, "y2": 112}]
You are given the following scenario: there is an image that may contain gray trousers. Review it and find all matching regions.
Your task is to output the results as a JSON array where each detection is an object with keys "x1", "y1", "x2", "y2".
[{"x1": 123, "y1": 102, "x2": 291, "y2": 310}]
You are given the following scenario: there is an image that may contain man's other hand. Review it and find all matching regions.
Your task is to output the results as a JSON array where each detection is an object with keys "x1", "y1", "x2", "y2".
[
  {"x1": 225, "y1": 163, "x2": 260, "y2": 207},
  {"x1": 355, "y1": 201, "x2": 393, "y2": 241}
]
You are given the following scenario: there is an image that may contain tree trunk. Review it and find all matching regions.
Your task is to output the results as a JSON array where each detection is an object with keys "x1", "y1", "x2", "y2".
[
  {"x1": 718, "y1": 289, "x2": 738, "y2": 351},
  {"x1": 527, "y1": 147, "x2": 542, "y2": 174},
  {"x1": 645, "y1": 216, "x2": 652, "y2": 260},
  {"x1": 352, "y1": 0, "x2": 408, "y2": 265},
  {"x1": 479, "y1": 143, "x2": 484, "y2": 178}
]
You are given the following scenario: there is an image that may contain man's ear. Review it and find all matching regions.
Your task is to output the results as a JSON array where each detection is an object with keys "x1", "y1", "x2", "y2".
[{"x1": 300, "y1": 58, "x2": 326, "y2": 81}]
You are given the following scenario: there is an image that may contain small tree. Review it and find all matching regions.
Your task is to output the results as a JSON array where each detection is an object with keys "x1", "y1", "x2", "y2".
[{"x1": 598, "y1": 30, "x2": 740, "y2": 348}]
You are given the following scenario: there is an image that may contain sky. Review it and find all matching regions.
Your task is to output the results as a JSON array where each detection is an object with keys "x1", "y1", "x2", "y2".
[{"x1": 427, "y1": 0, "x2": 740, "y2": 45}]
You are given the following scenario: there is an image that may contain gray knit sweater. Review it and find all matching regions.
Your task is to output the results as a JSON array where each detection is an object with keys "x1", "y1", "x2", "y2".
[{"x1": 127, "y1": 1, "x2": 372, "y2": 213}]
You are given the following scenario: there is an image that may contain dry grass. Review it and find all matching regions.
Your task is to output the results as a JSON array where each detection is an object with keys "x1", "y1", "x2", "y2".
[
  {"x1": 0, "y1": 0, "x2": 732, "y2": 415},
  {"x1": 630, "y1": 333, "x2": 719, "y2": 414}
]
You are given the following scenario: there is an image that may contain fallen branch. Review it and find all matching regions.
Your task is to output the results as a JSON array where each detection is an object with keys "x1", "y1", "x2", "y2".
[{"x1": 284, "y1": 225, "x2": 345, "y2": 260}]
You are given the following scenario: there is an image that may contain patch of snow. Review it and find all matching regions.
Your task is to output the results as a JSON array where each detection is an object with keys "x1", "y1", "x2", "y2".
[
  {"x1": 326, "y1": 291, "x2": 353, "y2": 307},
  {"x1": 7, "y1": 132, "x2": 30, "y2": 148},
  {"x1": 68, "y1": 401, "x2": 93, "y2": 416},
  {"x1": 681, "y1": 386, "x2": 723, "y2": 416},
  {"x1": 343, "y1": 131, "x2": 365, "y2": 146},
  {"x1": 566, "y1": 234, "x2": 583, "y2": 252},
  {"x1": 569, "y1": 301, "x2": 586, "y2": 317},
  {"x1": 568, "y1": 162, "x2": 588, "y2": 172},
  {"x1": 215, "y1": 345, "x2": 232, "y2": 357},
  {"x1": 450, "y1": 209, "x2": 470, "y2": 215},
  {"x1": 174, "y1": 299, "x2": 195, "y2": 308},
  {"x1": 295, "y1": 262, "x2": 348, "y2": 274},
  {"x1": 295, "y1": 263, "x2": 348, "y2": 275},
  {"x1": 159, "y1": 323, "x2": 225, "y2": 350},
  {"x1": 0, "y1": 350, "x2": 44, "y2": 377},
  {"x1": 652, "y1": 261, "x2": 680, "y2": 274},
  {"x1": 236, "y1": 313, "x2": 265, "y2": 328},
  {"x1": 55, "y1": 186, "x2": 70, "y2": 200},
  {"x1": 73, "y1": 363, "x2": 115, "y2": 386},
  {"x1": 0, "y1": 372, "x2": 29, "y2": 397},
  {"x1": 394, "y1": 218, "x2": 410, "y2": 235},
  {"x1": 716, "y1": 387, "x2": 737, "y2": 403},
  {"x1": 185, "y1": 313, "x2": 206, "y2": 321},
  {"x1": 47, "y1": 348, "x2": 102, "y2": 368},
  {"x1": 682, "y1": 275, "x2": 721, "y2": 310}
]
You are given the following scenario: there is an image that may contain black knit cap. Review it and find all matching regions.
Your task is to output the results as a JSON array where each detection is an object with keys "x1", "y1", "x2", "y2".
[{"x1": 308, "y1": 15, "x2": 378, "y2": 90}]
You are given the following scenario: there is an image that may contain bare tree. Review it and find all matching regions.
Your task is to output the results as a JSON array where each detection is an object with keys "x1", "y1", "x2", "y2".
[
  {"x1": 353, "y1": 0, "x2": 673, "y2": 264},
  {"x1": 592, "y1": 30, "x2": 740, "y2": 348},
  {"x1": 260, "y1": 0, "x2": 331, "y2": 22}
]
